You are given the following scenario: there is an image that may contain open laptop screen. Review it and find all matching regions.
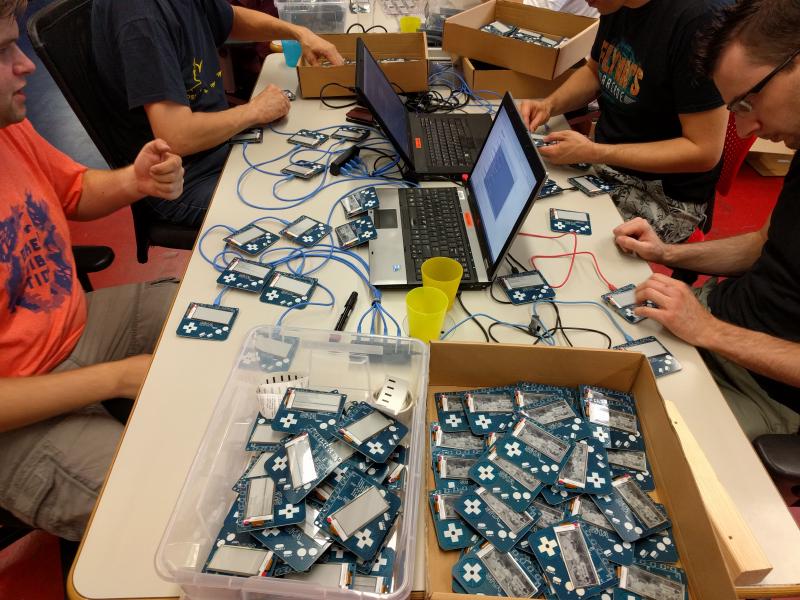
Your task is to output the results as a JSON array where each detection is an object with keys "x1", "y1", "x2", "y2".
[
  {"x1": 469, "y1": 99, "x2": 541, "y2": 266},
  {"x1": 356, "y1": 40, "x2": 411, "y2": 160}
]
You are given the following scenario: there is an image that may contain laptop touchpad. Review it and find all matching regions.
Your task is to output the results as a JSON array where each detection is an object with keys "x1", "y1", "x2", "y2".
[{"x1": 374, "y1": 209, "x2": 398, "y2": 229}]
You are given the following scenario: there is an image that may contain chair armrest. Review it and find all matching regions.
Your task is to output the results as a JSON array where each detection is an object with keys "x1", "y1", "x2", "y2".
[
  {"x1": 753, "y1": 434, "x2": 800, "y2": 481},
  {"x1": 73, "y1": 245, "x2": 115, "y2": 274}
]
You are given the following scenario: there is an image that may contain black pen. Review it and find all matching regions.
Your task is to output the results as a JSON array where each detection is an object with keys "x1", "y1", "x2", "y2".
[{"x1": 335, "y1": 291, "x2": 358, "y2": 331}]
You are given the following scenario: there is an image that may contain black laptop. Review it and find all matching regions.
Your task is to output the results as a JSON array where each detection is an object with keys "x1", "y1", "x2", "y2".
[
  {"x1": 368, "y1": 93, "x2": 547, "y2": 289},
  {"x1": 355, "y1": 38, "x2": 492, "y2": 179}
]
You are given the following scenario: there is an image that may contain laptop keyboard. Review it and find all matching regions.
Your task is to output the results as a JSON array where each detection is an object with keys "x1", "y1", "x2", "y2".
[
  {"x1": 400, "y1": 187, "x2": 477, "y2": 282},
  {"x1": 418, "y1": 117, "x2": 474, "y2": 168}
]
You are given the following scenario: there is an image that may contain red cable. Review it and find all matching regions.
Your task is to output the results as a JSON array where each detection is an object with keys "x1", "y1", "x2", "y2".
[{"x1": 517, "y1": 231, "x2": 618, "y2": 291}]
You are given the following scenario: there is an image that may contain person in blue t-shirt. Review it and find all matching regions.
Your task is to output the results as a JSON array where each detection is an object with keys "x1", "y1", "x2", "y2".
[
  {"x1": 521, "y1": 0, "x2": 729, "y2": 244},
  {"x1": 92, "y1": 0, "x2": 343, "y2": 227},
  {"x1": 614, "y1": 0, "x2": 800, "y2": 440}
]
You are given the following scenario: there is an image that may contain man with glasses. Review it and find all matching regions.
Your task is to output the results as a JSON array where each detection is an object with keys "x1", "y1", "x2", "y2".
[
  {"x1": 521, "y1": 0, "x2": 730, "y2": 244},
  {"x1": 613, "y1": 0, "x2": 800, "y2": 440}
]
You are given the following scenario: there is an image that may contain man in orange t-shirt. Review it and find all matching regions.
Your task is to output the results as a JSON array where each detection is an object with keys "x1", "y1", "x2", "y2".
[{"x1": 0, "y1": 1, "x2": 183, "y2": 541}]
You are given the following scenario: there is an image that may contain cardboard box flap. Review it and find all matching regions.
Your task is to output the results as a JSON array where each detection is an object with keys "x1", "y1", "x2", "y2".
[
  {"x1": 315, "y1": 32, "x2": 428, "y2": 60},
  {"x1": 429, "y1": 341, "x2": 640, "y2": 390},
  {"x1": 629, "y1": 371, "x2": 737, "y2": 599},
  {"x1": 495, "y1": 1, "x2": 596, "y2": 37}
]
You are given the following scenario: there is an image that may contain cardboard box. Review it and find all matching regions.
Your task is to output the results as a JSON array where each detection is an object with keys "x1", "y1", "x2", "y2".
[
  {"x1": 746, "y1": 138, "x2": 796, "y2": 177},
  {"x1": 443, "y1": 1, "x2": 598, "y2": 80},
  {"x1": 297, "y1": 32, "x2": 428, "y2": 98},
  {"x1": 424, "y1": 341, "x2": 738, "y2": 600},
  {"x1": 462, "y1": 57, "x2": 576, "y2": 100}
]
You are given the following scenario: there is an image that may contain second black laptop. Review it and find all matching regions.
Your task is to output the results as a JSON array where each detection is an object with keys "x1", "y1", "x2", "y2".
[{"x1": 355, "y1": 38, "x2": 492, "y2": 179}]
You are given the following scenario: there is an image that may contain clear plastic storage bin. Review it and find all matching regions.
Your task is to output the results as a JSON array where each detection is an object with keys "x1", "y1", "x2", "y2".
[
  {"x1": 156, "y1": 325, "x2": 429, "y2": 600},
  {"x1": 275, "y1": 0, "x2": 348, "y2": 34}
]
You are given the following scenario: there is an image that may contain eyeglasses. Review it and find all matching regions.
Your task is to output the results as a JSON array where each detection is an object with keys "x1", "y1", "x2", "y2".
[{"x1": 727, "y1": 48, "x2": 800, "y2": 114}]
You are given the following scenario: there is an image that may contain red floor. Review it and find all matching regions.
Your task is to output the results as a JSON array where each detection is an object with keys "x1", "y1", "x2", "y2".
[{"x1": 0, "y1": 163, "x2": 795, "y2": 597}]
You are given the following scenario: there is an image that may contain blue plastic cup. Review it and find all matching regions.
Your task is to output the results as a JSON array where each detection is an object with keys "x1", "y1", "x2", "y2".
[{"x1": 282, "y1": 39, "x2": 302, "y2": 68}]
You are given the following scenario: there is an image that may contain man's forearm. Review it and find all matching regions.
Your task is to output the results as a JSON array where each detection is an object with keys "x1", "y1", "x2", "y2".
[
  {"x1": 546, "y1": 64, "x2": 601, "y2": 117},
  {"x1": 700, "y1": 318, "x2": 800, "y2": 388},
  {"x1": 662, "y1": 231, "x2": 765, "y2": 275},
  {"x1": 592, "y1": 136, "x2": 719, "y2": 174},
  {"x1": 229, "y1": 5, "x2": 304, "y2": 42},
  {"x1": 72, "y1": 167, "x2": 142, "y2": 221},
  {"x1": 145, "y1": 101, "x2": 253, "y2": 157},
  {"x1": 0, "y1": 363, "x2": 126, "y2": 433}
]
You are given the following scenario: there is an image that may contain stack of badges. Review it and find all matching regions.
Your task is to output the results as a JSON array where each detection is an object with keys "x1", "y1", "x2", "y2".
[
  {"x1": 509, "y1": 27, "x2": 566, "y2": 47},
  {"x1": 202, "y1": 378, "x2": 412, "y2": 592},
  {"x1": 427, "y1": 381, "x2": 689, "y2": 598},
  {"x1": 479, "y1": 20, "x2": 516, "y2": 36}
]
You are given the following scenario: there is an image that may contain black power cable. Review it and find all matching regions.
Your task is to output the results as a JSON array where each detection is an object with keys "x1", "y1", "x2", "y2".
[{"x1": 456, "y1": 292, "x2": 489, "y2": 343}]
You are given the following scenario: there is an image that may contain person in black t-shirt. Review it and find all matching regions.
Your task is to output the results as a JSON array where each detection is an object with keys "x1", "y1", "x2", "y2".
[
  {"x1": 520, "y1": 0, "x2": 729, "y2": 244},
  {"x1": 613, "y1": 0, "x2": 800, "y2": 440},
  {"x1": 92, "y1": 0, "x2": 343, "y2": 227}
]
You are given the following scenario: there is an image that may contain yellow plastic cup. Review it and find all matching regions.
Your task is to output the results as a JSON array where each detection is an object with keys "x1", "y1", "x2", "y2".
[
  {"x1": 406, "y1": 287, "x2": 448, "y2": 343},
  {"x1": 399, "y1": 15, "x2": 421, "y2": 33},
  {"x1": 421, "y1": 256, "x2": 463, "y2": 310}
]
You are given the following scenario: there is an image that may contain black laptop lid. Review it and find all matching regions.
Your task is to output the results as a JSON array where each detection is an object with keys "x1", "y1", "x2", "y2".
[
  {"x1": 355, "y1": 38, "x2": 412, "y2": 164},
  {"x1": 466, "y1": 93, "x2": 547, "y2": 279}
]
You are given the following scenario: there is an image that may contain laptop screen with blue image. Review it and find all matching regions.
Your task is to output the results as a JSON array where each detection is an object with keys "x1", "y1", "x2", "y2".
[{"x1": 469, "y1": 103, "x2": 540, "y2": 265}]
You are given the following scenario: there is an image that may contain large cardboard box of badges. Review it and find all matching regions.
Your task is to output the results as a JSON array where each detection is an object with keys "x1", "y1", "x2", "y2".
[
  {"x1": 442, "y1": 1, "x2": 598, "y2": 80},
  {"x1": 461, "y1": 58, "x2": 578, "y2": 101},
  {"x1": 297, "y1": 32, "x2": 429, "y2": 98},
  {"x1": 424, "y1": 341, "x2": 737, "y2": 600}
]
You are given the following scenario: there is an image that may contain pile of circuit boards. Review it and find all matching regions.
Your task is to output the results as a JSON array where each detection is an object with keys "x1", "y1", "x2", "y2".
[
  {"x1": 201, "y1": 385, "x2": 411, "y2": 594},
  {"x1": 480, "y1": 20, "x2": 568, "y2": 48},
  {"x1": 430, "y1": 382, "x2": 689, "y2": 599}
]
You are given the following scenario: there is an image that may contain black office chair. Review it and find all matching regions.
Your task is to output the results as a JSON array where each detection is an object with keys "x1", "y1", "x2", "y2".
[
  {"x1": 753, "y1": 434, "x2": 800, "y2": 507},
  {"x1": 73, "y1": 245, "x2": 114, "y2": 292},
  {"x1": 27, "y1": 0, "x2": 198, "y2": 264}
]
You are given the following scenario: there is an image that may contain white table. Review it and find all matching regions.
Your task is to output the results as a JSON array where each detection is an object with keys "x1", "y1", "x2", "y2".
[{"x1": 69, "y1": 55, "x2": 800, "y2": 600}]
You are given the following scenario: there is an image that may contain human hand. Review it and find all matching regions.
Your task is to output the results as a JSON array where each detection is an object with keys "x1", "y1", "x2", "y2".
[
  {"x1": 297, "y1": 28, "x2": 343, "y2": 66},
  {"x1": 133, "y1": 139, "x2": 183, "y2": 200},
  {"x1": 519, "y1": 98, "x2": 553, "y2": 131},
  {"x1": 114, "y1": 354, "x2": 153, "y2": 399},
  {"x1": 537, "y1": 129, "x2": 599, "y2": 164},
  {"x1": 247, "y1": 84, "x2": 291, "y2": 124},
  {"x1": 613, "y1": 217, "x2": 667, "y2": 263},
  {"x1": 633, "y1": 273, "x2": 716, "y2": 347}
]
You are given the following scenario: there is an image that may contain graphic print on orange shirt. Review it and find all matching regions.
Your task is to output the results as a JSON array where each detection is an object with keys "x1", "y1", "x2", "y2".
[{"x1": 1, "y1": 192, "x2": 73, "y2": 314}]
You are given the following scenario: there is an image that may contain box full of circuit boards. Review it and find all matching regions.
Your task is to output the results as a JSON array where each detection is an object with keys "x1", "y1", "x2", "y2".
[
  {"x1": 424, "y1": 341, "x2": 738, "y2": 600},
  {"x1": 297, "y1": 32, "x2": 429, "y2": 98},
  {"x1": 443, "y1": 1, "x2": 598, "y2": 80},
  {"x1": 156, "y1": 325, "x2": 428, "y2": 599}
]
